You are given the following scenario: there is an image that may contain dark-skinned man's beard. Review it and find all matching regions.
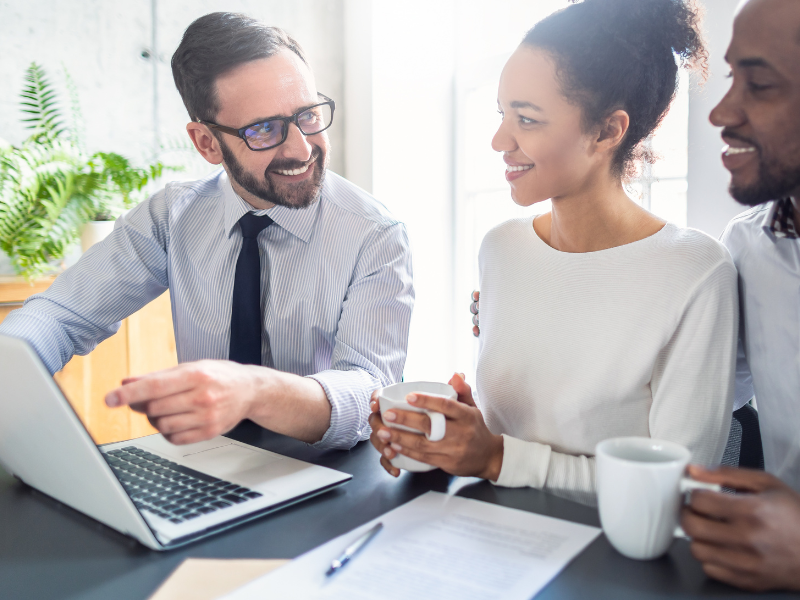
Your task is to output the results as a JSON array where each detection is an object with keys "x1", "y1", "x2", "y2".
[
  {"x1": 725, "y1": 131, "x2": 800, "y2": 207},
  {"x1": 218, "y1": 136, "x2": 327, "y2": 209}
]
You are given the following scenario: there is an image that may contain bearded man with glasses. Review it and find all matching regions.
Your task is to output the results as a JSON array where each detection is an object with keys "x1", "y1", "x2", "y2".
[{"x1": 0, "y1": 12, "x2": 414, "y2": 451}]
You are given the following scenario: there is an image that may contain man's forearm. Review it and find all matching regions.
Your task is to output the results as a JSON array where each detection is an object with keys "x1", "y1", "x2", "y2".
[{"x1": 246, "y1": 368, "x2": 332, "y2": 444}]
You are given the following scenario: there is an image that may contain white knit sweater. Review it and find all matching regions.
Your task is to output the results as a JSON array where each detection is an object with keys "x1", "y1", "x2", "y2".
[{"x1": 476, "y1": 218, "x2": 737, "y2": 505}]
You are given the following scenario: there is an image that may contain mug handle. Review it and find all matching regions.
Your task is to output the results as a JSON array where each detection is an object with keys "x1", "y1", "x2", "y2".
[
  {"x1": 425, "y1": 411, "x2": 446, "y2": 442},
  {"x1": 679, "y1": 477, "x2": 722, "y2": 494},
  {"x1": 674, "y1": 477, "x2": 723, "y2": 538}
]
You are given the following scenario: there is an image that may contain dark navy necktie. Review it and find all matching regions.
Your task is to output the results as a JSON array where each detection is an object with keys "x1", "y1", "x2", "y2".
[{"x1": 229, "y1": 212, "x2": 273, "y2": 365}]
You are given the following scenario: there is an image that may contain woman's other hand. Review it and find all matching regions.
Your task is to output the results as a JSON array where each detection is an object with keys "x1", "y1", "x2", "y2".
[
  {"x1": 470, "y1": 290, "x2": 480, "y2": 337},
  {"x1": 371, "y1": 373, "x2": 504, "y2": 480}
]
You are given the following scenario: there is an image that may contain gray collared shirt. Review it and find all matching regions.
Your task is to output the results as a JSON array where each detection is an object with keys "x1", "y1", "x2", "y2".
[
  {"x1": 722, "y1": 200, "x2": 800, "y2": 489},
  {"x1": 0, "y1": 169, "x2": 414, "y2": 450}
]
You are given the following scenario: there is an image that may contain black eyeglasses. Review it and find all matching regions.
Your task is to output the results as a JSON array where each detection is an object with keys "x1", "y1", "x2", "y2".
[{"x1": 199, "y1": 94, "x2": 335, "y2": 151}]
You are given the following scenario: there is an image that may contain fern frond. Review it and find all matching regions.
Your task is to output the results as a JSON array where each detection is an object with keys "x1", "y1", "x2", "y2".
[{"x1": 20, "y1": 62, "x2": 65, "y2": 140}]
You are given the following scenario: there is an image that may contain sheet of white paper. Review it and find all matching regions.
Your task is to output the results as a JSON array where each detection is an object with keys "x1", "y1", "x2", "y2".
[{"x1": 221, "y1": 491, "x2": 601, "y2": 600}]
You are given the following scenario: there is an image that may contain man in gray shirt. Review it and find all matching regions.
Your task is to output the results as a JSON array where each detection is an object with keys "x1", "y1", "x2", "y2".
[{"x1": 680, "y1": 0, "x2": 800, "y2": 591}]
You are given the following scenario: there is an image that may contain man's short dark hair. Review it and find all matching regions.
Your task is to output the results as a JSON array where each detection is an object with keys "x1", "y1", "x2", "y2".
[{"x1": 171, "y1": 12, "x2": 308, "y2": 122}]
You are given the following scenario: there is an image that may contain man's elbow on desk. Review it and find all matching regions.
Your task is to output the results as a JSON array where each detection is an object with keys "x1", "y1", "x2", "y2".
[{"x1": 105, "y1": 359, "x2": 333, "y2": 447}]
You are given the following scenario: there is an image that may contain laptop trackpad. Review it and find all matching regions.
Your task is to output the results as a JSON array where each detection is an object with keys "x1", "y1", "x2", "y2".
[{"x1": 180, "y1": 443, "x2": 280, "y2": 479}]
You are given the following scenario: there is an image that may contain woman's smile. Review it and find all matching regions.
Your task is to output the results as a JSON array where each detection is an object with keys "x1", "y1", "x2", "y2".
[{"x1": 505, "y1": 161, "x2": 534, "y2": 181}]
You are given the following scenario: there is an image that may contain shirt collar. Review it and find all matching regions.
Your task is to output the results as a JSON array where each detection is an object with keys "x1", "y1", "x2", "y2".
[{"x1": 221, "y1": 170, "x2": 321, "y2": 243}]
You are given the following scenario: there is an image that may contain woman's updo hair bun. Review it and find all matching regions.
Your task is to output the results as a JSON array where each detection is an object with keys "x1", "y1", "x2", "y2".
[{"x1": 523, "y1": 0, "x2": 707, "y2": 178}]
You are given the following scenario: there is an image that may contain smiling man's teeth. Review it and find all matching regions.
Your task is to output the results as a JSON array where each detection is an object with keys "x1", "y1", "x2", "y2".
[
  {"x1": 506, "y1": 164, "x2": 534, "y2": 172},
  {"x1": 723, "y1": 144, "x2": 756, "y2": 156},
  {"x1": 275, "y1": 163, "x2": 311, "y2": 176}
]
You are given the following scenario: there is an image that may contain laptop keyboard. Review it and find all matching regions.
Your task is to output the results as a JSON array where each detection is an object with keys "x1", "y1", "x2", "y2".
[{"x1": 103, "y1": 446, "x2": 263, "y2": 525}]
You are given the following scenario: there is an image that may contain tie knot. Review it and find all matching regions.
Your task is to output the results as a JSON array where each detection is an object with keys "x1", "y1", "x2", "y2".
[{"x1": 239, "y1": 212, "x2": 273, "y2": 239}]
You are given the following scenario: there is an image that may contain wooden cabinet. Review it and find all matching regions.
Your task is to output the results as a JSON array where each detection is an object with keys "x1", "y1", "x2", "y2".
[{"x1": 0, "y1": 276, "x2": 177, "y2": 444}]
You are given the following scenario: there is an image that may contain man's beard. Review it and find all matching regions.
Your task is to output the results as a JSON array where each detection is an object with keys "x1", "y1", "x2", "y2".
[
  {"x1": 725, "y1": 131, "x2": 800, "y2": 206},
  {"x1": 218, "y1": 136, "x2": 327, "y2": 209}
]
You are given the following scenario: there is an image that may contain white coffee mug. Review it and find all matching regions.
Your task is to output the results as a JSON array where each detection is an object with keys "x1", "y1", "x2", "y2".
[
  {"x1": 377, "y1": 381, "x2": 454, "y2": 473},
  {"x1": 595, "y1": 437, "x2": 721, "y2": 560}
]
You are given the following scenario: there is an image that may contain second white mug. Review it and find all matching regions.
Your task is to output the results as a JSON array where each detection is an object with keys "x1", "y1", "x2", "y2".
[{"x1": 595, "y1": 437, "x2": 721, "y2": 560}]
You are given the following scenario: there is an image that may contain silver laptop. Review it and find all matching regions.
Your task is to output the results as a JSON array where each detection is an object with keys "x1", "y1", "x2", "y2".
[{"x1": 0, "y1": 335, "x2": 351, "y2": 550}]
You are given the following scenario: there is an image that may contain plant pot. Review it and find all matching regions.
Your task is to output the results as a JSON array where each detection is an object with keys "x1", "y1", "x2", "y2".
[{"x1": 80, "y1": 221, "x2": 116, "y2": 253}]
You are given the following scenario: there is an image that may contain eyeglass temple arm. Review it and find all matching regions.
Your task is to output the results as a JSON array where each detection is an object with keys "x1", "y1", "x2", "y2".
[{"x1": 198, "y1": 120, "x2": 241, "y2": 137}]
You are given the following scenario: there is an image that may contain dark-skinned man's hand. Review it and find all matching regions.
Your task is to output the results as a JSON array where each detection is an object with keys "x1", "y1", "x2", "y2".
[{"x1": 681, "y1": 464, "x2": 800, "y2": 592}]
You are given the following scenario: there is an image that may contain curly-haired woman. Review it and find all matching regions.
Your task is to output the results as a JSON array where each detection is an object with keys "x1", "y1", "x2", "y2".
[{"x1": 370, "y1": 0, "x2": 737, "y2": 505}]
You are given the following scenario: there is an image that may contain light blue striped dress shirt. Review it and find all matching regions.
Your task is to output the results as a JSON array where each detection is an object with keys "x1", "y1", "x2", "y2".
[{"x1": 0, "y1": 168, "x2": 414, "y2": 450}]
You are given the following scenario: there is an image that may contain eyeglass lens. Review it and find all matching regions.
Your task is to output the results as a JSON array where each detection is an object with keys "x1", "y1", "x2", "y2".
[{"x1": 243, "y1": 103, "x2": 333, "y2": 150}]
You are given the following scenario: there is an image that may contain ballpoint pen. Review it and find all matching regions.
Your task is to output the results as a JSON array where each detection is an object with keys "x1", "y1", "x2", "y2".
[{"x1": 326, "y1": 522, "x2": 383, "y2": 576}]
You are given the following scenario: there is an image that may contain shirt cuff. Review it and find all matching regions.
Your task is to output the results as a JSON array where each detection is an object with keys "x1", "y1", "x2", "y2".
[
  {"x1": 493, "y1": 434, "x2": 552, "y2": 488},
  {"x1": 306, "y1": 369, "x2": 377, "y2": 451}
]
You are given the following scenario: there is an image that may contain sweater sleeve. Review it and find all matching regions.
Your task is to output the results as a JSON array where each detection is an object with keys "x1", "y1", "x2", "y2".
[
  {"x1": 494, "y1": 258, "x2": 738, "y2": 500},
  {"x1": 648, "y1": 258, "x2": 737, "y2": 466},
  {"x1": 494, "y1": 435, "x2": 597, "y2": 505}
]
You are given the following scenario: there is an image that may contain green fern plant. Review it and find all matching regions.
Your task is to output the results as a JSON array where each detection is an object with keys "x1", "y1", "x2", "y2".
[{"x1": 0, "y1": 63, "x2": 171, "y2": 279}]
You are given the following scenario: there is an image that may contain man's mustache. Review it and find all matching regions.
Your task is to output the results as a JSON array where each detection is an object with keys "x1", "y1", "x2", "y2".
[
  {"x1": 266, "y1": 150, "x2": 320, "y2": 174},
  {"x1": 721, "y1": 128, "x2": 761, "y2": 153}
]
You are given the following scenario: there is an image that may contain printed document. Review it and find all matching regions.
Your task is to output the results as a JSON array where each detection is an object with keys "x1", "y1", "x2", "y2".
[{"x1": 221, "y1": 491, "x2": 600, "y2": 600}]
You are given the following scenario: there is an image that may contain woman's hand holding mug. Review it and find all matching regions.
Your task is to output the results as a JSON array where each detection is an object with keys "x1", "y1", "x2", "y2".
[{"x1": 368, "y1": 373, "x2": 504, "y2": 480}]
